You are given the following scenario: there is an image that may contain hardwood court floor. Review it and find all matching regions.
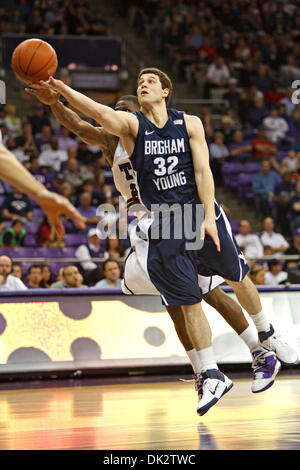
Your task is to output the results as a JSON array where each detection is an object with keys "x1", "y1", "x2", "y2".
[{"x1": 0, "y1": 376, "x2": 299, "y2": 450}]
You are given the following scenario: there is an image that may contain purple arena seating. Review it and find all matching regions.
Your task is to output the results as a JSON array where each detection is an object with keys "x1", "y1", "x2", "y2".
[
  {"x1": 222, "y1": 163, "x2": 245, "y2": 190},
  {"x1": 12, "y1": 247, "x2": 39, "y2": 257},
  {"x1": 24, "y1": 222, "x2": 41, "y2": 235},
  {"x1": 64, "y1": 233, "x2": 86, "y2": 246},
  {"x1": 243, "y1": 162, "x2": 261, "y2": 174},
  {"x1": 229, "y1": 220, "x2": 239, "y2": 235},
  {"x1": 24, "y1": 234, "x2": 37, "y2": 247},
  {"x1": 237, "y1": 173, "x2": 254, "y2": 205},
  {"x1": 32, "y1": 208, "x2": 44, "y2": 220},
  {"x1": 0, "y1": 195, "x2": 5, "y2": 207}
]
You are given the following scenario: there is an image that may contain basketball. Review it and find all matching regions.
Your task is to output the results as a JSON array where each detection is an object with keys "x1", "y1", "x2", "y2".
[{"x1": 11, "y1": 38, "x2": 58, "y2": 84}]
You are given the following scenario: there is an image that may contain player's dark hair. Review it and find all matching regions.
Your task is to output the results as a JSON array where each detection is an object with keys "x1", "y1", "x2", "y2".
[
  {"x1": 118, "y1": 95, "x2": 139, "y2": 107},
  {"x1": 137, "y1": 68, "x2": 173, "y2": 106}
]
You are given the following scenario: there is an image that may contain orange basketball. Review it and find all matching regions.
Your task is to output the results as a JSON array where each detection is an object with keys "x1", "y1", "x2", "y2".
[{"x1": 11, "y1": 38, "x2": 58, "y2": 84}]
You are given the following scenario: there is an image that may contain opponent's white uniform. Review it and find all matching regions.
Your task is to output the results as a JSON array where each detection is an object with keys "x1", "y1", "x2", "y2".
[{"x1": 111, "y1": 139, "x2": 224, "y2": 296}]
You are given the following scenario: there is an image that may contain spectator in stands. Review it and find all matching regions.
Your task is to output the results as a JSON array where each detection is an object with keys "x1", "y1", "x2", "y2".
[
  {"x1": 75, "y1": 228, "x2": 103, "y2": 285},
  {"x1": 209, "y1": 131, "x2": 229, "y2": 185},
  {"x1": 280, "y1": 54, "x2": 300, "y2": 88},
  {"x1": 279, "y1": 88, "x2": 296, "y2": 117},
  {"x1": 286, "y1": 108, "x2": 300, "y2": 143},
  {"x1": 289, "y1": 179, "x2": 300, "y2": 228},
  {"x1": 285, "y1": 228, "x2": 300, "y2": 269},
  {"x1": 80, "y1": 179, "x2": 106, "y2": 208},
  {"x1": 223, "y1": 78, "x2": 241, "y2": 111},
  {"x1": 38, "y1": 215, "x2": 65, "y2": 247},
  {"x1": 235, "y1": 219, "x2": 263, "y2": 264},
  {"x1": 29, "y1": 103, "x2": 50, "y2": 136},
  {"x1": 205, "y1": 56, "x2": 230, "y2": 98},
  {"x1": 281, "y1": 150, "x2": 298, "y2": 174},
  {"x1": 14, "y1": 122, "x2": 38, "y2": 161},
  {"x1": 253, "y1": 160, "x2": 282, "y2": 218},
  {"x1": 175, "y1": 35, "x2": 196, "y2": 81},
  {"x1": 39, "y1": 263, "x2": 53, "y2": 288},
  {"x1": 29, "y1": 156, "x2": 54, "y2": 190},
  {"x1": 252, "y1": 64, "x2": 272, "y2": 93},
  {"x1": 275, "y1": 171, "x2": 296, "y2": 235},
  {"x1": 260, "y1": 217, "x2": 289, "y2": 256},
  {"x1": 50, "y1": 265, "x2": 88, "y2": 289},
  {"x1": 4, "y1": 105, "x2": 22, "y2": 138},
  {"x1": 248, "y1": 96, "x2": 268, "y2": 129},
  {"x1": 63, "y1": 157, "x2": 94, "y2": 191},
  {"x1": 58, "y1": 181, "x2": 75, "y2": 204},
  {"x1": 248, "y1": 264, "x2": 266, "y2": 286},
  {"x1": 11, "y1": 261, "x2": 23, "y2": 280},
  {"x1": 0, "y1": 255, "x2": 27, "y2": 291},
  {"x1": 94, "y1": 259, "x2": 122, "y2": 290},
  {"x1": 38, "y1": 136, "x2": 68, "y2": 172},
  {"x1": 35, "y1": 124, "x2": 52, "y2": 152},
  {"x1": 58, "y1": 127, "x2": 78, "y2": 151},
  {"x1": 263, "y1": 107, "x2": 289, "y2": 144},
  {"x1": 196, "y1": 35, "x2": 218, "y2": 63},
  {"x1": 265, "y1": 259, "x2": 288, "y2": 285},
  {"x1": 228, "y1": 130, "x2": 252, "y2": 162},
  {"x1": 1, "y1": 188, "x2": 32, "y2": 223},
  {"x1": 5, "y1": 136, "x2": 28, "y2": 164},
  {"x1": 103, "y1": 235, "x2": 126, "y2": 261},
  {"x1": 0, "y1": 219, "x2": 26, "y2": 247},
  {"x1": 76, "y1": 192, "x2": 99, "y2": 235},
  {"x1": 25, "y1": 264, "x2": 43, "y2": 289}
]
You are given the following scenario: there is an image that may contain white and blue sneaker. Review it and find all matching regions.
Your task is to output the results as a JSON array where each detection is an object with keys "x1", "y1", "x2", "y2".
[
  {"x1": 195, "y1": 369, "x2": 233, "y2": 416},
  {"x1": 251, "y1": 349, "x2": 281, "y2": 393},
  {"x1": 259, "y1": 324, "x2": 298, "y2": 365}
]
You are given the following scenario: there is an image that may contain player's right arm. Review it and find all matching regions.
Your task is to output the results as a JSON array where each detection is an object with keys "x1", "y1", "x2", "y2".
[{"x1": 32, "y1": 77, "x2": 138, "y2": 138}]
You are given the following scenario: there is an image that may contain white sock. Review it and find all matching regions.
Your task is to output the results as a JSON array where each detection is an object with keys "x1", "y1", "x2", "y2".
[
  {"x1": 251, "y1": 310, "x2": 270, "y2": 333},
  {"x1": 195, "y1": 346, "x2": 218, "y2": 373},
  {"x1": 240, "y1": 325, "x2": 264, "y2": 354},
  {"x1": 186, "y1": 349, "x2": 202, "y2": 374}
]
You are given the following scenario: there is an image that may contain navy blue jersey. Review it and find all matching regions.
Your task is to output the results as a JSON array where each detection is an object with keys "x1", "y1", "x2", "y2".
[{"x1": 131, "y1": 109, "x2": 198, "y2": 210}]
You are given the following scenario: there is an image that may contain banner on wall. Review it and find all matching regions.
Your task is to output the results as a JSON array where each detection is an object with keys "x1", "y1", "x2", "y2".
[{"x1": 0, "y1": 290, "x2": 299, "y2": 374}]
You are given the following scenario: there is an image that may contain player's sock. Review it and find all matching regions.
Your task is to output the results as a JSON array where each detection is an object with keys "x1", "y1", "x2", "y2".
[
  {"x1": 196, "y1": 346, "x2": 218, "y2": 373},
  {"x1": 250, "y1": 310, "x2": 270, "y2": 333},
  {"x1": 240, "y1": 325, "x2": 264, "y2": 353},
  {"x1": 186, "y1": 348, "x2": 202, "y2": 374}
]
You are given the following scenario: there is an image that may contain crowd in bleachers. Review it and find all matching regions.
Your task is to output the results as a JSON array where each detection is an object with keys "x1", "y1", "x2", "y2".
[
  {"x1": 2, "y1": 0, "x2": 300, "y2": 289},
  {"x1": 0, "y1": 0, "x2": 111, "y2": 37}
]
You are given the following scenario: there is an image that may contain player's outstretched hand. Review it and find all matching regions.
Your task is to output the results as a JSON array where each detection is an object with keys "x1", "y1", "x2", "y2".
[
  {"x1": 25, "y1": 86, "x2": 60, "y2": 106},
  {"x1": 30, "y1": 76, "x2": 65, "y2": 93},
  {"x1": 36, "y1": 189, "x2": 86, "y2": 237},
  {"x1": 204, "y1": 218, "x2": 220, "y2": 252}
]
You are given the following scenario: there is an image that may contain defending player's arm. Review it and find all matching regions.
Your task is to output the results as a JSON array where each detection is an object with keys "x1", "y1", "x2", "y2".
[
  {"x1": 0, "y1": 142, "x2": 85, "y2": 235},
  {"x1": 185, "y1": 115, "x2": 220, "y2": 252},
  {"x1": 25, "y1": 86, "x2": 108, "y2": 147},
  {"x1": 31, "y1": 77, "x2": 138, "y2": 138}
]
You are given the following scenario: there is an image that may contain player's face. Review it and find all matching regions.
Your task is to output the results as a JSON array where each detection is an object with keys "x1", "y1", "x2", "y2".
[{"x1": 137, "y1": 73, "x2": 168, "y2": 106}]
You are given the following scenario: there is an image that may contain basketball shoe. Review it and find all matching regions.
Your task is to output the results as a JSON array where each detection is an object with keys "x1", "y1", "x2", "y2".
[
  {"x1": 258, "y1": 324, "x2": 298, "y2": 364},
  {"x1": 195, "y1": 369, "x2": 233, "y2": 416},
  {"x1": 251, "y1": 349, "x2": 281, "y2": 393}
]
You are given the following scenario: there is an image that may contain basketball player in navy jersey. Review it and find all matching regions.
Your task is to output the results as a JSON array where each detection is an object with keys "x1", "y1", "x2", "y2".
[
  {"x1": 27, "y1": 87, "x2": 284, "y2": 396},
  {"x1": 33, "y1": 74, "x2": 297, "y2": 415}
]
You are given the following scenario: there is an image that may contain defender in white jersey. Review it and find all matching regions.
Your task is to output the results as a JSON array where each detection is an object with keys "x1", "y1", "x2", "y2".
[{"x1": 26, "y1": 88, "x2": 289, "y2": 401}]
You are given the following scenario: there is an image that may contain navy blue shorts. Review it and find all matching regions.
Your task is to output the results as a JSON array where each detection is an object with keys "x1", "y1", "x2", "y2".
[{"x1": 143, "y1": 200, "x2": 249, "y2": 306}]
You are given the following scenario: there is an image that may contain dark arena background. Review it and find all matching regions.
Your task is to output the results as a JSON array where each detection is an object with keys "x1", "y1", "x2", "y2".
[{"x1": 0, "y1": 0, "x2": 299, "y2": 453}]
